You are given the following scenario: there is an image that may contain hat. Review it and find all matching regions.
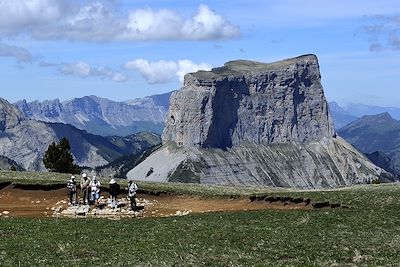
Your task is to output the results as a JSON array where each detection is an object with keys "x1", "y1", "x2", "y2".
[
  {"x1": 82, "y1": 173, "x2": 87, "y2": 178},
  {"x1": 109, "y1": 179, "x2": 116, "y2": 184},
  {"x1": 71, "y1": 175, "x2": 75, "y2": 180}
]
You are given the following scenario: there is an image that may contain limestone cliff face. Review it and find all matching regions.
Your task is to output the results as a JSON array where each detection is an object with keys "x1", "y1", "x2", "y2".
[
  {"x1": 128, "y1": 55, "x2": 392, "y2": 188},
  {"x1": 163, "y1": 55, "x2": 334, "y2": 148}
]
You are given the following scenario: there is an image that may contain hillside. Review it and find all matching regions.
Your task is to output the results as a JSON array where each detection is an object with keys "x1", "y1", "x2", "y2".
[
  {"x1": 0, "y1": 97, "x2": 161, "y2": 171},
  {"x1": 2, "y1": 171, "x2": 400, "y2": 266},
  {"x1": 47, "y1": 122, "x2": 161, "y2": 163},
  {"x1": 338, "y1": 112, "x2": 400, "y2": 176}
]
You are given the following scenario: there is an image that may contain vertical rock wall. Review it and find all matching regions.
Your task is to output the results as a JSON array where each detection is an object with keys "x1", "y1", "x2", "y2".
[{"x1": 163, "y1": 55, "x2": 334, "y2": 149}]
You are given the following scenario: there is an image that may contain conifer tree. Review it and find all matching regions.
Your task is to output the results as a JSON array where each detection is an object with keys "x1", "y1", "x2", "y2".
[{"x1": 43, "y1": 138, "x2": 80, "y2": 173}]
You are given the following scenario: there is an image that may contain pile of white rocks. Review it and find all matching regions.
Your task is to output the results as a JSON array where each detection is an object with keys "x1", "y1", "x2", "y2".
[{"x1": 53, "y1": 197, "x2": 152, "y2": 218}]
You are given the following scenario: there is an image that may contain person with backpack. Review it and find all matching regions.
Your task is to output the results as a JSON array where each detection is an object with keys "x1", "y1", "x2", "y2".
[
  {"x1": 80, "y1": 173, "x2": 90, "y2": 205},
  {"x1": 67, "y1": 175, "x2": 77, "y2": 206},
  {"x1": 128, "y1": 181, "x2": 138, "y2": 211},
  {"x1": 89, "y1": 176, "x2": 101, "y2": 207}
]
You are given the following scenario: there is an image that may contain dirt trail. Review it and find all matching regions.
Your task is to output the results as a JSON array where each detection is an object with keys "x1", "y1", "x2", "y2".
[{"x1": 0, "y1": 185, "x2": 313, "y2": 218}]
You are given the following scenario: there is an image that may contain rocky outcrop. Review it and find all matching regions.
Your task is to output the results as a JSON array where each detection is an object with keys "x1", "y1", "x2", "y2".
[
  {"x1": 0, "y1": 98, "x2": 161, "y2": 171},
  {"x1": 163, "y1": 55, "x2": 334, "y2": 148},
  {"x1": 15, "y1": 92, "x2": 172, "y2": 136},
  {"x1": 128, "y1": 55, "x2": 390, "y2": 188}
]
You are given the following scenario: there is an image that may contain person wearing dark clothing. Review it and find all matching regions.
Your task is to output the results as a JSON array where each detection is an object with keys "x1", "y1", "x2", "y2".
[
  {"x1": 109, "y1": 179, "x2": 119, "y2": 209},
  {"x1": 67, "y1": 176, "x2": 77, "y2": 205},
  {"x1": 128, "y1": 181, "x2": 138, "y2": 211}
]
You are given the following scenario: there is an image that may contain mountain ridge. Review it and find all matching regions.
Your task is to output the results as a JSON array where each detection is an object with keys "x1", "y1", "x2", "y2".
[{"x1": 14, "y1": 92, "x2": 173, "y2": 136}]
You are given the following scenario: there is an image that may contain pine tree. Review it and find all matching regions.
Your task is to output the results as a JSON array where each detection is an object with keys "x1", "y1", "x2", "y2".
[{"x1": 43, "y1": 138, "x2": 80, "y2": 173}]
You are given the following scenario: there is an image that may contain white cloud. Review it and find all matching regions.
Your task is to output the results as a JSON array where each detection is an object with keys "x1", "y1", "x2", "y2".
[
  {"x1": 124, "y1": 59, "x2": 211, "y2": 84},
  {"x1": 0, "y1": 1, "x2": 240, "y2": 41},
  {"x1": 92, "y1": 66, "x2": 129, "y2": 82},
  {"x1": 0, "y1": 0, "x2": 66, "y2": 34},
  {"x1": 176, "y1": 60, "x2": 212, "y2": 83},
  {"x1": 182, "y1": 5, "x2": 240, "y2": 40},
  {"x1": 123, "y1": 4, "x2": 240, "y2": 41},
  {"x1": 41, "y1": 61, "x2": 128, "y2": 82},
  {"x1": 124, "y1": 59, "x2": 177, "y2": 83},
  {"x1": 60, "y1": 61, "x2": 91, "y2": 77},
  {"x1": 0, "y1": 42, "x2": 33, "y2": 62}
]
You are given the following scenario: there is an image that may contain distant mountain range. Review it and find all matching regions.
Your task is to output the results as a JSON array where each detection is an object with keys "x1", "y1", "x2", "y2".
[
  {"x1": 0, "y1": 97, "x2": 161, "y2": 171},
  {"x1": 13, "y1": 95, "x2": 400, "y2": 136},
  {"x1": 14, "y1": 92, "x2": 173, "y2": 136},
  {"x1": 338, "y1": 112, "x2": 400, "y2": 176},
  {"x1": 329, "y1": 102, "x2": 400, "y2": 129},
  {"x1": 328, "y1": 102, "x2": 359, "y2": 129}
]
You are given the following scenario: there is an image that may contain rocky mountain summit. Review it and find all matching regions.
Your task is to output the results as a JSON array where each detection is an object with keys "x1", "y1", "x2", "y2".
[
  {"x1": 15, "y1": 92, "x2": 172, "y2": 136},
  {"x1": 128, "y1": 55, "x2": 390, "y2": 188},
  {"x1": 163, "y1": 56, "x2": 334, "y2": 147},
  {"x1": 0, "y1": 98, "x2": 160, "y2": 171}
]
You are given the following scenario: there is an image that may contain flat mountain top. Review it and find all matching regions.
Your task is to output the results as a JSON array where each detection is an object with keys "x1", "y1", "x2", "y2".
[{"x1": 186, "y1": 54, "x2": 318, "y2": 81}]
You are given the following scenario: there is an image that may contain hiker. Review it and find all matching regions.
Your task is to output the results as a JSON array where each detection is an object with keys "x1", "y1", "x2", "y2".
[
  {"x1": 80, "y1": 173, "x2": 90, "y2": 205},
  {"x1": 109, "y1": 178, "x2": 120, "y2": 209},
  {"x1": 67, "y1": 175, "x2": 77, "y2": 205},
  {"x1": 128, "y1": 181, "x2": 138, "y2": 211},
  {"x1": 89, "y1": 176, "x2": 101, "y2": 206}
]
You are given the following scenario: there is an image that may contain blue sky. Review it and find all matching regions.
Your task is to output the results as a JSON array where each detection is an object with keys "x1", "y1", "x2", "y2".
[{"x1": 1, "y1": 0, "x2": 400, "y2": 107}]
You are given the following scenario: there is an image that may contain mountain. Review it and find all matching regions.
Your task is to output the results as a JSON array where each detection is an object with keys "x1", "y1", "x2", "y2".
[
  {"x1": 338, "y1": 112, "x2": 400, "y2": 176},
  {"x1": 328, "y1": 101, "x2": 358, "y2": 129},
  {"x1": 47, "y1": 123, "x2": 161, "y2": 164},
  {"x1": 343, "y1": 103, "x2": 400, "y2": 120},
  {"x1": 127, "y1": 55, "x2": 389, "y2": 188},
  {"x1": 0, "y1": 97, "x2": 161, "y2": 171},
  {"x1": 327, "y1": 102, "x2": 400, "y2": 129},
  {"x1": 14, "y1": 92, "x2": 173, "y2": 136}
]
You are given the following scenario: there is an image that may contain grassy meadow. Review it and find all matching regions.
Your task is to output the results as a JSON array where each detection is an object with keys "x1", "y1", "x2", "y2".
[{"x1": 1, "y1": 171, "x2": 400, "y2": 266}]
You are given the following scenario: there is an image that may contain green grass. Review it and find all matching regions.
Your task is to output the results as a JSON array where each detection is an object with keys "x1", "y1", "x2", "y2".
[{"x1": 1, "y1": 171, "x2": 400, "y2": 266}]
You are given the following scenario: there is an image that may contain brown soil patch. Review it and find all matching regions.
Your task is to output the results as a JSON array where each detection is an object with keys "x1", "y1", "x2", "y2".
[{"x1": 0, "y1": 185, "x2": 324, "y2": 218}]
